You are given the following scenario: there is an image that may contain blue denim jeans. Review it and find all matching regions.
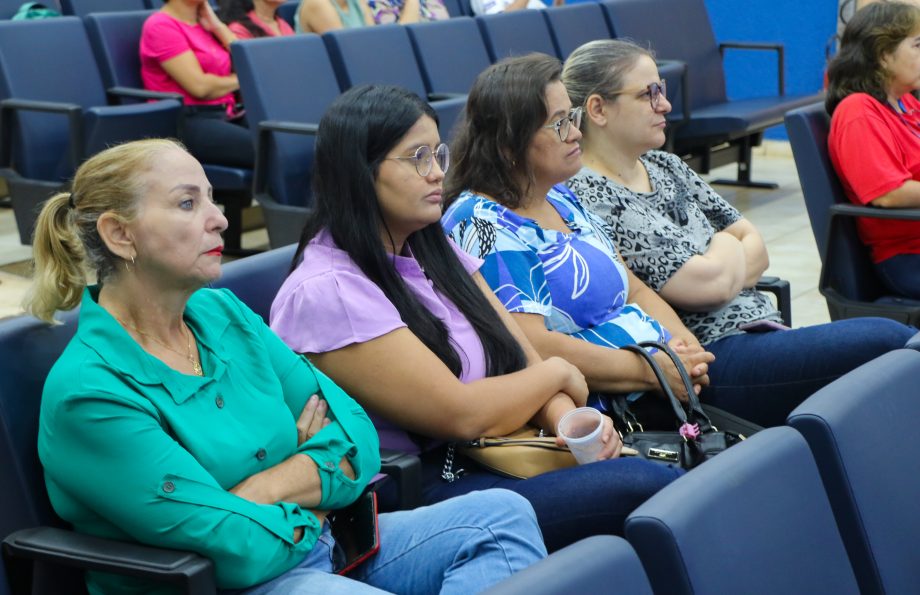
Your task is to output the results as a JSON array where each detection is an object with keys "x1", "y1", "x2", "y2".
[
  {"x1": 226, "y1": 490, "x2": 545, "y2": 594},
  {"x1": 702, "y1": 317, "x2": 919, "y2": 427},
  {"x1": 875, "y1": 253, "x2": 920, "y2": 299},
  {"x1": 421, "y1": 451, "x2": 684, "y2": 552}
]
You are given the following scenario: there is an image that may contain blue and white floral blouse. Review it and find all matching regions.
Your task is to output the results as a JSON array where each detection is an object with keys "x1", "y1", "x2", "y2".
[{"x1": 441, "y1": 184, "x2": 671, "y2": 349}]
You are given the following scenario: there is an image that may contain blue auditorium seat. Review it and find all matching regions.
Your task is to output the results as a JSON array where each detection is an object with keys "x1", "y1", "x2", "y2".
[
  {"x1": 231, "y1": 35, "x2": 341, "y2": 248},
  {"x1": 602, "y1": 0, "x2": 822, "y2": 188},
  {"x1": 407, "y1": 17, "x2": 491, "y2": 96},
  {"x1": 788, "y1": 349, "x2": 920, "y2": 595},
  {"x1": 0, "y1": 17, "x2": 180, "y2": 245},
  {"x1": 625, "y1": 427, "x2": 860, "y2": 594},
  {"x1": 784, "y1": 102, "x2": 920, "y2": 325},
  {"x1": 322, "y1": 24, "x2": 467, "y2": 139},
  {"x1": 543, "y1": 3, "x2": 611, "y2": 60},
  {"x1": 276, "y1": 0, "x2": 298, "y2": 26},
  {"x1": 476, "y1": 9, "x2": 559, "y2": 61},
  {"x1": 83, "y1": 9, "x2": 254, "y2": 252},
  {"x1": 60, "y1": 0, "x2": 149, "y2": 16}
]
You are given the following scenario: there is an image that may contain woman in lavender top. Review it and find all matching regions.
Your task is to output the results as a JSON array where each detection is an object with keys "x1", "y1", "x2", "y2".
[{"x1": 270, "y1": 84, "x2": 682, "y2": 551}]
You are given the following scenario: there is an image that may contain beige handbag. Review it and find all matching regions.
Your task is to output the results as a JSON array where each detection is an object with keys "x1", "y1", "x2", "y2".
[{"x1": 456, "y1": 425, "x2": 579, "y2": 480}]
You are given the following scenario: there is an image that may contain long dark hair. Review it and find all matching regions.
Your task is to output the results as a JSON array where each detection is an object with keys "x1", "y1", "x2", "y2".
[
  {"x1": 826, "y1": 1, "x2": 920, "y2": 114},
  {"x1": 444, "y1": 53, "x2": 563, "y2": 209},
  {"x1": 217, "y1": 0, "x2": 266, "y2": 39},
  {"x1": 294, "y1": 84, "x2": 527, "y2": 378}
]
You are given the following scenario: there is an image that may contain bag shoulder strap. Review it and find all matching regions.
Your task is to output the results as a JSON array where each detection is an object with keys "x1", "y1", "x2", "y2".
[
  {"x1": 619, "y1": 343, "x2": 688, "y2": 424},
  {"x1": 636, "y1": 340, "x2": 714, "y2": 431}
]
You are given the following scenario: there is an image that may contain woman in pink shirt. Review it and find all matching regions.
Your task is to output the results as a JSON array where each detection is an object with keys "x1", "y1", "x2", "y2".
[
  {"x1": 220, "y1": 0, "x2": 295, "y2": 39},
  {"x1": 140, "y1": 0, "x2": 254, "y2": 168}
]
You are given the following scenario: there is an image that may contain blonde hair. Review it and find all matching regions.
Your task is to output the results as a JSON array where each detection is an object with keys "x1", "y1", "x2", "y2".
[{"x1": 25, "y1": 138, "x2": 187, "y2": 322}]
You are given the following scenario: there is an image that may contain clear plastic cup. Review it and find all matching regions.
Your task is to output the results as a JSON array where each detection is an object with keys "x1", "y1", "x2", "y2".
[{"x1": 557, "y1": 407, "x2": 604, "y2": 465}]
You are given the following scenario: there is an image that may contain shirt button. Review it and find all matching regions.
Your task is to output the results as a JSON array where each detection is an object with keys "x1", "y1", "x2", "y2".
[
  {"x1": 215, "y1": 396, "x2": 224, "y2": 409},
  {"x1": 256, "y1": 448, "x2": 267, "y2": 461},
  {"x1": 162, "y1": 481, "x2": 175, "y2": 493},
  {"x1": 324, "y1": 461, "x2": 335, "y2": 469}
]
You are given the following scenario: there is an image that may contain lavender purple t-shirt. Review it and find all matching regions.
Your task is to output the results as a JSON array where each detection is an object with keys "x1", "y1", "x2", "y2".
[{"x1": 270, "y1": 229, "x2": 486, "y2": 453}]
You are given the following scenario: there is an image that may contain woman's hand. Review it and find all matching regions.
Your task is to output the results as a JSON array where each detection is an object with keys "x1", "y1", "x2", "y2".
[
  {"x1": 554, "y1": 414, "x2": 622, "y2": 461},
  {"x1": 546, "y1": 356, "x2": 590, "y2": 406},
  {"x1": 197, "y1": 1, "x2": 222, "y2": 32},
  {"x1": 296, "y1": 394, "x2": 331, "y2": 445},
  {"x1": 653, "y1": 346, "x2": 714, "y2": 402}
]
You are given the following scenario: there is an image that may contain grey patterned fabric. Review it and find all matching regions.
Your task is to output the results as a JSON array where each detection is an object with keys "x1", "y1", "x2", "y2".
[{"x1": 568, "y1": 151, "x2": 782, "y2": 345}]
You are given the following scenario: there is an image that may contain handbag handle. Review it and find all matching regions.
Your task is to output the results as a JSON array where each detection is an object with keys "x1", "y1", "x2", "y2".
[
  {"x1": 636, "y1": 341, "x2": 715, "y2": 432},
  {"x1": 619, "y1": 344, "x2": 689, "y2": 425}
]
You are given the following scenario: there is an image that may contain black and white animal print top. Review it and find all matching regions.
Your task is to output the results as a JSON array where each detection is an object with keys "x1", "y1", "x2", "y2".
[{"x1": 568, "y1": 151, "x2": 782, "y2": 346}]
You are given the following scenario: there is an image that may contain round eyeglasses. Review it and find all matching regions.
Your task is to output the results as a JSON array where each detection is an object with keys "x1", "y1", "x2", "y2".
[
  {"x1": 542, "y1": 107, "x2": 583, "y2": 142},
  {"x1": 388, "y1": 143, "x2": 450, "y2": 177},
  {"x1": 610, "y1": 80, "x2": 667, "y2": 111}
]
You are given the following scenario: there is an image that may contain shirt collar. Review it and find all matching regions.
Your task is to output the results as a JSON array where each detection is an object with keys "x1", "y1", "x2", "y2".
[{"x1": 77, "y1": 286, "x2": 233, "y2": 404}]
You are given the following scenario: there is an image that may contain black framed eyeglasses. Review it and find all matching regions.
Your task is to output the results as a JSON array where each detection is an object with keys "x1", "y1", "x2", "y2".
[
  {"x1": 388, "y1": 143, "x2": 450, "y2": 177},
  {"x1": 542, "y1": 107, "x2": 583, "y2": 142},
  {"x1": 611, "y1": 80, "x2": 667, "y2": 111}
]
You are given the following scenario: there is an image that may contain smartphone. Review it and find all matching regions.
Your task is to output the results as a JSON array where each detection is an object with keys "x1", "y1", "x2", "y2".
[
  {"x1": 329, "y1": 490, "x2": 380, "y2": 575},
  {"x1": 738, "y1": 319, "x2": 791, "y2": 333}
]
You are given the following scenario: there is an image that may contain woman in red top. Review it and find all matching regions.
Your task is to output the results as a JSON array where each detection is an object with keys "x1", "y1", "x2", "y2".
[
  {"x1": 220, "y1": 0, "x2": 296, "y2": 39},
  {"x1": 827, "y1": 1, "x2": 920, "y2": 299}
]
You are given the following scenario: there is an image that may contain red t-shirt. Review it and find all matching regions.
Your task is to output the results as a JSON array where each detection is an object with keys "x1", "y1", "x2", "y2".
[
  {"x1": 228, "y1": 11, "x2": 295, "y2": 40},
  {"x1": 828, "y1": 92, "x2": 920, "y2": 263},
  {"x1": 139, "y1": 12, "x2": 234, "y2": 111}
]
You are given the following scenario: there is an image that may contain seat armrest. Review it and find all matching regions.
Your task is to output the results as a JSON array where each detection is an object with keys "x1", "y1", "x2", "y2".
[
  {"x1": 2, "y1": 526, "x2": 215, "y2": 594},
  {"x1": 253, "y1": 120, "x2": 320, "y2": 196},
  {"x1": 107, "y1": 86, "x2": 184, "y2": 104},
  {"x1": 656, "y1": 59, "x2": 689, "y2": 126},
  {"x1": 828, "y1": 203, "x2": 920, "y2": 221},
  {"x1": 718, "y1": 41, "x2": 785, "y2": 95},
  {"x1": 427, "y1": 92, "x2": 465, "y2": 101},
  {"x1": 0, "y1": 98, "x2": 83, "y2": 173},
  {"x1": 378, "y1": 448, "x2": 423, "y2": 511},
  {"x1": 755, "y1": 276, "x2": 792, "y2": 327}
]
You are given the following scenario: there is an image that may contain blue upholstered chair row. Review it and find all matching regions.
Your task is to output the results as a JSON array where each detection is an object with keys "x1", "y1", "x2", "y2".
[
  {"x1": 0, "y1": 14, "x2": 253, "y2": 251},
  {"x1": 784, "y1": 102, "x2": 920, "y2": 325}
]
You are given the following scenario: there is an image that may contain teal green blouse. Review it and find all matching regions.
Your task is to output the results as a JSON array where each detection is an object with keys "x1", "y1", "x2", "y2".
[{"x1": 38, "y1": 287, "x2": 381, "y2": 594}]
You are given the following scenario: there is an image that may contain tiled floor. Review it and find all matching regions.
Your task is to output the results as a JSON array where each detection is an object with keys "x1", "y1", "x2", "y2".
[{"x1": 0, "y1": 141, "x2": 831, "y2": 326}]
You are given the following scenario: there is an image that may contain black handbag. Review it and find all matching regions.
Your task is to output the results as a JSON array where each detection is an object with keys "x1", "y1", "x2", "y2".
[{"x1": 609, "y1": 341, "x2": 757, "y2": 470}]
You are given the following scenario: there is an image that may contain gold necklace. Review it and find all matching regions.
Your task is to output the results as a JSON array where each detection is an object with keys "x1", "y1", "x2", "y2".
[{"x1": 117, "y1": 318, "x2": 203, "y2": 376}]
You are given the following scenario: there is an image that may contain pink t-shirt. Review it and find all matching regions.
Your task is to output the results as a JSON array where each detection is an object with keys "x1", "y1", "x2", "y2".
[
  {"x1": 270, "y1": 229, "x2": 486, "y2": 454},
  {"x1": 828, "y1": 92, "x2": 920, "y2": 263},
  {"x1": 140, "y1": 11, "x2": 234, "y2": 110},
  {"x1": 228, "y1": 10, "x2": 295, "y2": 39}
]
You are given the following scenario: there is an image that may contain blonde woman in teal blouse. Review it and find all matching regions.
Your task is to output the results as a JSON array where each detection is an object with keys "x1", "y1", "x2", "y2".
[{"x1": 25, "y1": 139, "x2": 545, "y2": 594}]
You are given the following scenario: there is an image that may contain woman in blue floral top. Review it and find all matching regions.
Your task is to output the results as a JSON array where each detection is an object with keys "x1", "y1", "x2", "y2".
[{"x1": 442, "y1": 53, "x2": 715, "y2": 405}]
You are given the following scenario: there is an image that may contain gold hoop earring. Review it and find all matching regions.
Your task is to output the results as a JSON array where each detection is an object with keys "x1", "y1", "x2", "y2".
[{"x1": 124, "y1": 254, "x2": 135, "y2": 273}]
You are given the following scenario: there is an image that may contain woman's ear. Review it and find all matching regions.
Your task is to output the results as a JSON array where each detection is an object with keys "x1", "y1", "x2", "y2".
[
  {"x1": 584, "y1": 93, "x2": 609, "y2": 128},
  {"x1": 97, "y1": 213, "x2": 136, "y2": 262}
]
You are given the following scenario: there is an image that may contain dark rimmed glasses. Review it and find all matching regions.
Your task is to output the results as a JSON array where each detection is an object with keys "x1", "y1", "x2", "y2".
[
  {"x1": 389, "y1": 143, "x2": 450, "y2": 176},
  {"x1": 612, "y1": 80, "x2": 667, "y2": 111},
  {"x1": 542, "y1": 107, "x2": 584, "y2": 142}
]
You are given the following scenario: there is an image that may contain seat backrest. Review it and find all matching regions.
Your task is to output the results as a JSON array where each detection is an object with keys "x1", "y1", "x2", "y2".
[
  {"x1": 211, "y1": 245, "x2": 298, "y2": 323},
  {"x1": 276, "y1": 0, "x2": 298, "y2": 27},
  {"x1": 784, "y1": 103, "x2": 886, "y2": 303},
  {"x1": 543, "y1": 3, "x2": 611, "y2": 60},
  {"x1": 475, "y1": 10, "x2": 559, "y2": 62},
  {"x1": 0, "y1": 311, "x2": 80, "y2": 545},
  {"x1": 625, "y1": 426, "x2": 860, "y2": 595},
  {"x1": 602, "y1": 0, "x2": 727, "y2": 111},
  {"x1": 60, "y1": 0, "x2": 148, "y2": 16},
  {"x1": 0, "y1": 18, "x2": 107, "y2": 180},
  {"x1": 407, "y1": 17, "x2": 491, "y2": 95},
  {"x1": 232, "y1": 35, "x2": 341, "y2": 208},
  {"x1": 787, "y1": 349, "x2": 920, "y2": 595},
  {"x1": 323, "y1": 24, "x2": 428, "y2": 97},
  {"x1": 481, "y1": 535, "x2": 652, "y2": 595},
  {"x1": 84, "y1": 10, "x2": 153, "y2": 92}
]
